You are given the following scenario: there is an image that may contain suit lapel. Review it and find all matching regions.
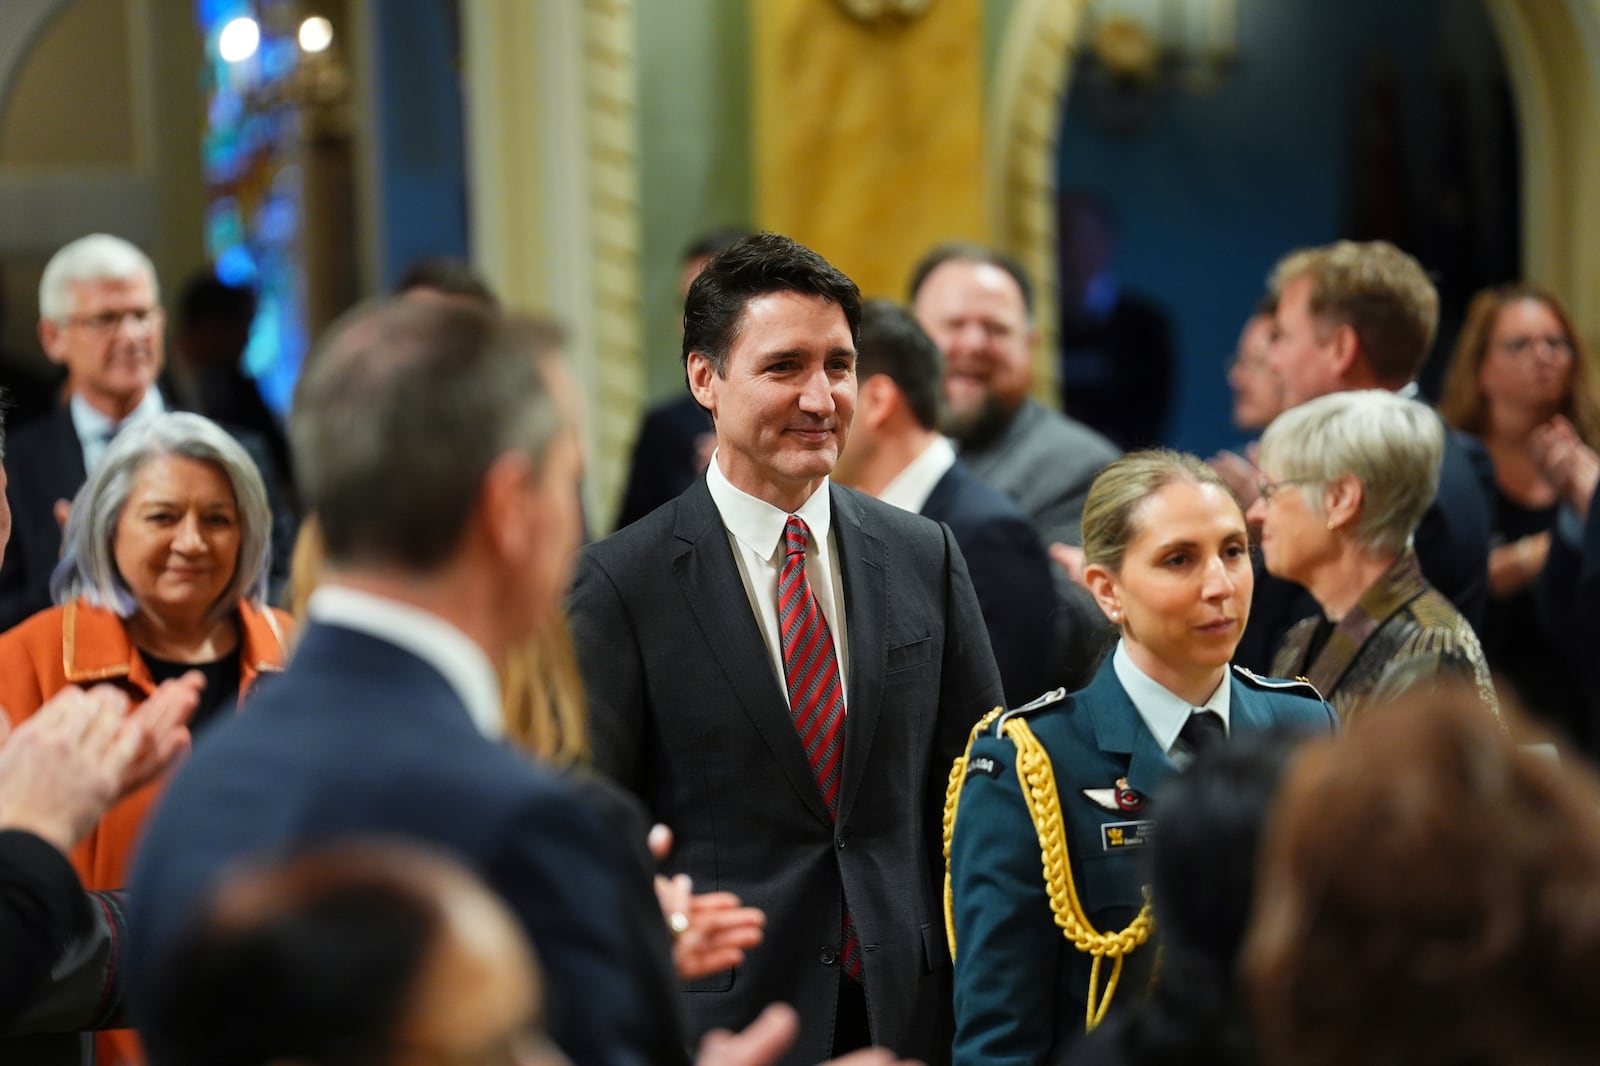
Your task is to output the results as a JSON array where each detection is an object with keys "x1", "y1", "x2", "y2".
[
  {"x1": 671, "y1": 481, "x2": 834, "y2": 827},
  {"x1": 831, "y1": 485, "x2": 884, "y2": 827},
  {"x1": 1082, "y1": 656, "x2": 1176, "y2": 799}
]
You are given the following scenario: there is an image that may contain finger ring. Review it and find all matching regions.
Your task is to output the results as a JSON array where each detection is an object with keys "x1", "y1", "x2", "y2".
[{"x1": 669, "y1": 911, "x2": 690, "y2": 937}]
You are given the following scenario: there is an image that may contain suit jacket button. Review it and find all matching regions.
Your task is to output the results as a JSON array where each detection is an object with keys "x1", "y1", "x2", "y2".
[
  {"x1": 819, "y1": 948, "x2": 838, "y2": 966},
  {"x1": 835, "y1": 835, "x2": 846, "y2": 850}
]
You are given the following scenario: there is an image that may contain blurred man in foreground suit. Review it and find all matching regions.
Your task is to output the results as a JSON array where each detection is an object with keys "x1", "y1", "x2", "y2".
[{"x1": 128, "y1": 302, "x2": 683, "y2": 1066}]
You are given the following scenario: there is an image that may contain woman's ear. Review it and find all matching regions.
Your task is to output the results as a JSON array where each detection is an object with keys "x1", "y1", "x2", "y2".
[
  {"x1": 1322, "y1": 474, "x2": 1365, "y2": 533},
  {"x1": 1083, "y1": 563, "x2": 1124, "y2": 625}
]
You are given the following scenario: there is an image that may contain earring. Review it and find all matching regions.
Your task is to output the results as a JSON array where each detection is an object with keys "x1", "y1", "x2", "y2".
[
  {"x1": 1326, "y1": 520, "x2": 1336, "y2": 532},
  {"x1": 1109, "y1": 609, "x2": 1122, "y2": 622}
]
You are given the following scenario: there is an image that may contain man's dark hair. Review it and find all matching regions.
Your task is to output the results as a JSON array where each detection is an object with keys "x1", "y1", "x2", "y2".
[
  {"x1": 856, "y1": 300, "x2": 943, "y2": 431},
  {"x1": 681, "y1": 227, "x2": 751, "y2": 265},
  {"x1": 178, "y1": 272, "x2": 257, "y2": 330},
  {"x1": 906, "y1": 241, "x2": 1035, "y2": 316},
  {"x1": 395, "y1": 257, "x2": 500, "y2": 310},
  {"x1": 147, "y1": 844, "x2": 449, "y2": 1066},
  {"x1": 292, "y1": 299, "x2": 566, "y2": 571},
  {"x1": 681, "y1": 232, "x2": 862, "y2": 384}
]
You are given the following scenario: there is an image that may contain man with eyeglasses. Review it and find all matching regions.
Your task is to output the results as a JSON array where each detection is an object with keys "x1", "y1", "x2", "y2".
[
  {"x1": 1228, "y1": 239, "x2": 1495, "y2": 673},
  {"x1": 0, "y1": 234, "x2": 295, "y2": 632}
]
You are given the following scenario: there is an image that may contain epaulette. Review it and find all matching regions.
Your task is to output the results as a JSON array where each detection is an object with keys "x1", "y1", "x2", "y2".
[
  {"x1": 992, "y1": 686, "x2": 1069, "y2": 734},
  {"x1": 1230, "y1": 664, "x2": 1325, "y2": 702}
]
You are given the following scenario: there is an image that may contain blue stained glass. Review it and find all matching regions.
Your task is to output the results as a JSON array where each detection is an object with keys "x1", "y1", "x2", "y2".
[{"x1": 195, "y1": 0, "x2": 308, "y2": 416}]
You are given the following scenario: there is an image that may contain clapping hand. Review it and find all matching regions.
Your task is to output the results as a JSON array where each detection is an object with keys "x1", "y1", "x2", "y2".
[{"x1": 0, "y1": 672, "x2": 202, "y2": 853}]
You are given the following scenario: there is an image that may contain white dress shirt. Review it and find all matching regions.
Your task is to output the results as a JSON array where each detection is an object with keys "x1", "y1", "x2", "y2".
[
  {"x1": 308, "y1": 584, "x2": 505, "y2": 739},
  {"x1": 1111, "y1": 640, "x2": 1231, "y2": 764},
  {"x1": 877, "y1": 436, "x2": 957, "y2": 515},
  {"x1": 706, "y1": 455, "x2": 849, "y2": 706},
  {"x1": 71, "y1": 388, "x2": 166, "y2": 474}
]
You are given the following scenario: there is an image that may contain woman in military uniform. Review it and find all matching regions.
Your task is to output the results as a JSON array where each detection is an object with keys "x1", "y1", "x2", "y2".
[
  {"x1": 945, "y1": 450, "x2": 1335, "y2": 1066},
  {"x1": 1249, "y1": 390, "x2": 1501, "y2": 723}
]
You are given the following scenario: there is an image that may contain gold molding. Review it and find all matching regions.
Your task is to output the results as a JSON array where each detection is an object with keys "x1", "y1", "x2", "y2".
[
  {"x1": 582, "y1": 0, "x2": 642, "y2": 533},
  {"x1": 987, "y1": 0, "x2": 1088, "y2": 402}
]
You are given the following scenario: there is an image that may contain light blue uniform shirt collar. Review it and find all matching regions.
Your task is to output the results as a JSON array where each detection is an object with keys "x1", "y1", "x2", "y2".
[{"x1": 1112, "y1": 640, "x2": 1231, "y2": 757}]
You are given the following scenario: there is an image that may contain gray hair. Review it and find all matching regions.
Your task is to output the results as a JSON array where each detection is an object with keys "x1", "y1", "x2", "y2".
[
  {"x1": 1257, "y1": 390, "x2": 1443, "y2": 557},
  {"x1": 39, "y1": 234, "x2": 160, "y2": 321},
  {"x1": 291, "y1": 299, "x2": 568, "y2": 571},
  {"x1": 52, "y1": 413, "x2": 271, "y2": 619}
]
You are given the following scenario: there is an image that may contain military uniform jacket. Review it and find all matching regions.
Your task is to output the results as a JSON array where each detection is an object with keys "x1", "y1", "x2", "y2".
[
  {"x1": 1270, "y1": 550, "x2": 1499, "y2": 724},
  {"x1": 945, "y1": 654, "x2": 1335, "y2": 1066}
]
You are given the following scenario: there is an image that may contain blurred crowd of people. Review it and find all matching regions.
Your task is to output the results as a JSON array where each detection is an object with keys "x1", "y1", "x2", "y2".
[{"x1": 2, "y1": 217, "x2": 1599, "y2": 1066}]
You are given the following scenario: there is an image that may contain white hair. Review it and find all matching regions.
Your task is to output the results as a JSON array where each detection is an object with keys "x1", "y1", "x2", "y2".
[
  {"x1": 52, "y1": 413, "x2": 270, "y2": 621},
  {"x1": 1257, "y1": 390, "x2": 1444, "y2": 558},
  {"x1": 39, "y1": 234, "x2": 160, "y2": 320}
]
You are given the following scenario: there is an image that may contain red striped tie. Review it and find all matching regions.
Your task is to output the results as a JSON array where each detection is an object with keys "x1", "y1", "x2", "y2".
[{"x1": 778, "y1": 515, "x2": 861, "y2": 979}]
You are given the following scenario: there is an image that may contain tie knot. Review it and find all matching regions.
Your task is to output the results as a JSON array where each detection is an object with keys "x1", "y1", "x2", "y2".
[
  {"x1": 784, "y1": 515, "x2": 809, "y2": 558},
  {"x1": 1179, "y1": 709, "x2": 1227, "y2": 756}
]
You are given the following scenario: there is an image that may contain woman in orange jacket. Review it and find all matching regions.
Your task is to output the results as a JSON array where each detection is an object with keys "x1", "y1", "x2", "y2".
[{"x1": 0, "y1": 412, "x2": 292, "y2": 893}]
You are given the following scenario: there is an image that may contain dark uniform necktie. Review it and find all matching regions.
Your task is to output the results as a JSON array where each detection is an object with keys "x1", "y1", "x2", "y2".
[
  {"x1": 1179, "y1": 709, "x2": 1227, "y2": 756},
  {"x1": 778, "y1": 515, "x2": 862, "y2": 980}
]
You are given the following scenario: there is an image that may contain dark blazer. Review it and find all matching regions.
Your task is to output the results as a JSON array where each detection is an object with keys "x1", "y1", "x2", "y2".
[
  {"x1": 0, "y1": 403, "x2": 297, "y2": 631},
  {"x1": 1270, "y1": 551, "x2": 1499, "y2": 725},
  {"x1": 922, "y1": 461, "x2": 1056, "y2": 706},
  {"x1": 614, "y1": 395, "x2": 711, "y2": 531},
  {"x1": 126, "y1": 622, "x2": 686, "y2": 1066},
  {"x1": 1234, "y1": 429, "x2": 1495, "y2": 674},
  {"x1": 0, "y1": 830, "x2": 125, "y2": 1066},
  {"x1": 946, "y1": 656, "x2": 1335, "y2": 1066},
  {"x1": 569, "y1": 478, "x2": 1006, "y2": 1066}
]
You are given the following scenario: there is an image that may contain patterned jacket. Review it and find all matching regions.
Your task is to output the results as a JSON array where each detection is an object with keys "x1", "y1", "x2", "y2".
[{"x1": 1271, "y1": 551, "x2": 1499, "y2": 724}]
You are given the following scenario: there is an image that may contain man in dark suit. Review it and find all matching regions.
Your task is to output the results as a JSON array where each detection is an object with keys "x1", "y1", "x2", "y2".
[
  {"x1": 0, "y1": 235, "x2": 295, "y2": 631},
  {"x1": 126, "y1": 303, "x2": 683, "y2": 1066},
  {"x1": 1231, "y1": 240, "x2": 1494, "y2": 673},
  {"x1": 831, "y1": 300, "x2": 1054, "y2": 706},
  {"x1": 909, "y1": 242, "x2": 1120, "y2": 691},
  {"x1": 569, "y1": 234, "x2": 1006, "y2": 1065}
]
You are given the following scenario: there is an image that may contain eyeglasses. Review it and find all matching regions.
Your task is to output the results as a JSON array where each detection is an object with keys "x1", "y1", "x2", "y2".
[
  {"x1": 62, "y1": 307, "x2": 162, "y2": 336},
  {"x1": 1256, "y1": 477, "x2": 1315, "y2": 502},
  {"x1": 1496, "y1": 334, "x2": 1573, "y2": 359}
]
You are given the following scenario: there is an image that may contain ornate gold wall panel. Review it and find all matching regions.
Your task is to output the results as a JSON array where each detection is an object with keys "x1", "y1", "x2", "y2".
[{"x1": 752, "y1": 0, "x2": 987, "y2": 300}]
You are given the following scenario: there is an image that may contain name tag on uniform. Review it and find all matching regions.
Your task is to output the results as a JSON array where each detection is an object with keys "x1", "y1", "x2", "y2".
[
  {"x1": 966, "y1": 755, "x2": 1003, "y2": 779},
  {"x1": 1100, "y1": 820, "x2": 1155, "y2": 851}
]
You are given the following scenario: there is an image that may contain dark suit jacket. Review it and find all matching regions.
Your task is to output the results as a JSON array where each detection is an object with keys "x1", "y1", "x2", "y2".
[
  {"x1": 947, "y1": 658, "x2": 1335, "y2": 1066},
  {"x1": 126, "y1": 622, "x2": 685, "y2": 1066},
  {"x1": 1234, "y1": 428, "x2": 1494, "y2": 674},
  {"x1": 614, "y1": 395, "x2": 711, "y2": 531},
  {"x1": 922, "y1": 462, "x2": 1055, "y2": 706},
  {"x1": 569, "y1": 478, "x2": 1006, "y2": 1066},
  {"x1": 0, "y1": 830, "x2": 125, "y2": 1066},
  {"x1": 0, "y1": 403, "x2": 297, "y2": 632}
]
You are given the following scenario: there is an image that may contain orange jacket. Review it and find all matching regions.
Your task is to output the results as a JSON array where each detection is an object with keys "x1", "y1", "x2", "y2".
[{"x1": 0, "y1": 597, "x2": 293, "y2": 890}]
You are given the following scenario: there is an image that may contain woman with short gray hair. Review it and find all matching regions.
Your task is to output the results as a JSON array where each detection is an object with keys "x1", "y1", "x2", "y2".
[
  {"x1": 1248, "y1": 390, "x2": 1499, "y2": 721},
  {"x1": 0, "y1": 412, "x2": 291, "y2": 894}
]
